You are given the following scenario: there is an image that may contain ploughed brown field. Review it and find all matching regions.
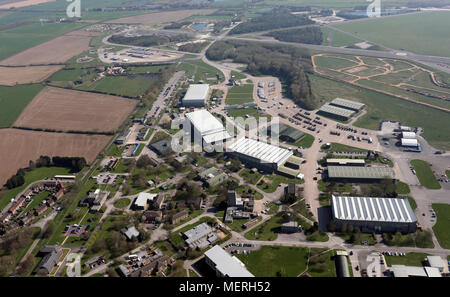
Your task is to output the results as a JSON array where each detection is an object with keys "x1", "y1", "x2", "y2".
[
  {"x1": 0, "y1": 0, "x2": 55, "y2": 9},
  {"x1": 13, "y1": 86, "x2": 137, "y2": 133},
  {"x1": 0, "y1": 128, "x2": 110, "y2": 186},
  {"x1": 0, "y1": 65, "x2": 64, "y2": 86},
  {"x1": 0, "y1": 33, "x2": 92, "y2": 66},
  {"x1": 106, "y1": 9, "x2": 217, "y2": 25}
]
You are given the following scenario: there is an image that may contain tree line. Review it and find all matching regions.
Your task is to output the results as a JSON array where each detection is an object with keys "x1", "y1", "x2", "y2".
[
  {"x1": 206, "y1": 40, "x2": 319, "y2": 109},
  {"x1": 229, "y1": 9, "x2": 314, "y2": 35},
  {"x1": 265, "y1": 26, "x2": 323, "y2": 45},
  {"x1": 109, "y1": 33, "x2": 191, "y2": 47},
  {"x1": 4, "y1": 156, "x2": 86, "y2": 189}
]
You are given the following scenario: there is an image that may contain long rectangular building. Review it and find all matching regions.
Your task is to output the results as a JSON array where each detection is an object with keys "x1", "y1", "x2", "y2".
[
  {"x1": 327, "y1": 159, "x2": 365, "y2": 166},
  {"x1": 328, "y1": 166, "x2": 395, "y2": 180},
  {"x1": 186, "y1": 109, "x2": 231, "y2": 145},
  {"x1": 204, "y1": 245, "x2": 254, "y2": 277},
  {"x1": 317, "y1": 103, "x2": 356, "y2": 121},
  {"x1": 227, "y1": 137, "x2": 293, "y2": 172},
  {"x1": 330, "y1": 98, "x2": 365, "y2": 111},
  {"x1": 331, "y1": 195, "x2": 417, "y2": 233}
]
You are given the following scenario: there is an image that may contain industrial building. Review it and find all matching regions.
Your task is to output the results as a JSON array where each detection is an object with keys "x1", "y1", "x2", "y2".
[
  {"x1": 204, "y1": 245, "x2": 254, "y2": 277},
  {"x1": 182, "y1": 84, "x2": 210, "y2": 107},
  {"x1": 329, "y1": 98, "x2": 365, "y2": 112},
  {"x1": 115, "y1": 129, "x2": 131, "y2": 145},
  {"x1": 267, "y1": 123, "x2": 305, "y2": 143},
  {"x1": 227, "y1": 137, "x2": 304, "y2": 177},
  {"x1": 390, "y1": 265, "x2": 441, "y2": 277},
  {"x1": 402, "y1": 132, "x2": 416, "y2": 139},
  {"x1": 331, "y1": 195, "x2": 417, "y2": 233},
  {"x1": 185, "y1": 109, "x2": 232, "y2": 146},
  {"x1": 327, "y1": 166, "x2": 395, "y2": 181},
  {"x1": 401, "y1": 138, "x2": 419, "y2": 147},
  {"x1": 326, "y1": 159, "x2": 365, "y2": 166},
  {"x1": 317, "y1": 103, "x2": 356, "y2": 121}
]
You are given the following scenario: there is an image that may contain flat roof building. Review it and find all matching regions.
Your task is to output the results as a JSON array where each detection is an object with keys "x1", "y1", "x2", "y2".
[
  {"x1": 227, "y1": 137, "x2": 293, "y2": 172},
  {"x1": 402, "y1": 132, "x2": 416, "y2": 139},
  {"x1": 182, "y1": 84, "x2": 210, "y2": 107},
  {"x1": 317, "y1": 103, "x2": 356, "y2": 121},
  {"x1": 390, "y1": 265, "x2": 441, "y2": 277},
  {"x1": 327, "y1": 159, "x2": 365, "y2": 166},
  {"x1": 401, "y1": 138, "x2": 418, "y2": 147},
  {"x1": 329, "y1": 98, "x2": 365, "y2": 111},
  {"x1": 133, "y1": 192, "x2": 158, "y2": 210},
  {"x1": 204, "y1": 245, "x2": 254, "y2": 277},
  {"x1": 426, "y1": 256, "x2": 445, "y2": 272},
  {"x1": 186, "y1": 109, "x2": 231, "y2": 146},
  {"x1": 328, "y1": 166, "x2": 395, "y2": 180},
  {"x1": 331, "y1": 195, "x2": 417, "y2": 233}
]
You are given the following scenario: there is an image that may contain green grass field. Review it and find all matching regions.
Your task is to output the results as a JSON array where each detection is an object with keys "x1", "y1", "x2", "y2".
[
  {"x1": 321, "y1": 142, "x2": 368, "y2": 153},
  {"x1": 225, "y1": 84, "x2": 254, "y2": 105},
  {"x1": 0, "y1": 167, "x2": 71, "y2": 212},
  {"x1": 294, "y1": 133, "x2": 315, "y2": 148},
  {"x1": 407, "y1": 197, "x2": 417, "y2": 210},
  {"x1": 239, "y1": 168, "x2": 263, "y2": 185},
  {"x1": 176, "y1": 60, "x2": 225, "y2": 84},
  {"x1": 308, "y1": 73, "x2": 450, "y2": 150},
  {"x1": 432, "y1": 203, "x2": 450, "y2": 249},
  {"x1": 446, "y1": 170, "x2": 450, "y2": 178},
  {"x1": 410, "y1": 160, "x2": 441, "y2": 190},
  {"x1": 236, "y1": 245, "x2": 309, "y2": 277},
  {"x1": 396, "y1": 181, "x2": 411, "y2": 195},
  {"x1": 334, "y1": 11, "x2": 450, "y2": 57},
  {"x1": 257, "y1": 174, "x2": 304, "y2": 193},
  {"x1": 320, "y1": 27, "x2": 362, "y2": 47},
  {"x1": 76, "y1": 75, "x2": 158, "y2": 98},
  {"x1": 0, "y1": 84, "x2": 43, "y2": 127},
  {"x1": 0, "y1": 22, "x2": 85, "y2": 61},
  {"x1": 113, "y1": 198, "x2": 131, "y2": 209},
  {"x1": 384, "y1": 252, "x2": 429, "y2": 267}
]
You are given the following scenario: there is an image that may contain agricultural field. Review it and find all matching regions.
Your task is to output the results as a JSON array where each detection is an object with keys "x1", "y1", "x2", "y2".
[
  {"x1": 105, "y1": 9, "x2": 217, "y2": 25},
  {"x1": 13, "y1": 86, "x2": 137, "y2": 133},
  {"x1": 0, "y1": 84, "x2": 43, "y2": 128},
  {"x1": 225, "y1": 84, "x2": 254, "y2": 105},
  {"x1": 308, "y1": 73, "x2": 450, "y2": 150},
  {"x1": 0, "y1": 0, "x2": 56, "y2": 9},
  {"x1": 76, "y1": 74, "x2": 160, "y2": 98},
  {"x1": 0, "y1": 65, "x2": 63, "y2": 86},
  {"x1": 0, "y1": 128, "x2": 110, "y2": 187},
  {"x1": 0, "y1": 23, "x2": 88, "y2": 63},
  {"x1": 333, "y1": 11, "x2": 450, "y2": 57}
]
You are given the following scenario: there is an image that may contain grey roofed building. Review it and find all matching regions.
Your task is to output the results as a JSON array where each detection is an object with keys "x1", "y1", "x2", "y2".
[
  {"x1": 182, "y1": 84, "x2": 210, "y2": 107},
  {"x1": 326, "y1": 159, "x2": 365, "y2": 166},
  {"x1": 227, "y1": 137, "x2": 293, "y2": 172},
  {"x1": 317, "y1": 103, "x2": 356, "y2": 121},
  {"x1": 149, "y1": 139, "x2": 172, "y2": 155},
  {"x1": 280, "y1": 221, "x2": 299, "y2": 233},
  {"x1": 329, "y1": 98, "x2": 365, "y2": 111},
  {"x1": 268, "y1": 123, "x2": 305, "y2": 143},
  {"x1": 331, "y1": 195, "x2": 417, "y2": 233},
  {"x1": 182, "y1": 222, "x2": 217, "y2": 249},
  {"x1": 122, "y1": 226, "x2": 140, "y2": 240},
  {"x1": 426, "y1": 256, "x2": 445, "y2": 272},
  {"x1": 390, "y1": 265, "x2": 441, "y2": 277},
  {"x1": 35, "y1": 246, "x2": 62, "y2": 274},
  {"x1": 328, "y1": 166, "x2": 395, "y2": 180},
  {"x1": 204, "y1": 245, "x2": 254, "y2": 277},
  {"x1": 199, "y1": 167, "x2": 229, "y2": 187}
]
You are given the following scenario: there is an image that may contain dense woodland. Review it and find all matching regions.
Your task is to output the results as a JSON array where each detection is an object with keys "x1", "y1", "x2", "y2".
[
  {"x1": 178, "y1": 41, "x2": 209, "y2": 53},
  {"x1": 265, "y1": 26, "x2": 323, "y2": 45},
  {"x1": 109, "y1": 33, "x2": 191, "y2": 47},
  {"x1": 206, "y1": 40, "x2": 318, "y2": 109},
  {"x1": 229, "y1": 9, "x2": 314, "y2": 35}
]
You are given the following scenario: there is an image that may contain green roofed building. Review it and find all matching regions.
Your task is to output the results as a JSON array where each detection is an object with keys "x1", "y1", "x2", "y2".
[
  {"x1": 330, "y1": 98, "x2": 365, "y2": 112},
  {"x1": 268, "y1": 123, "x2": 305, "y2": 143},
  {"x1": 317, "y1": 103, "x2": 356, "y2": 121},
  {"x1": 327, "y1": 166, "x2": 395, "y2": 181}
]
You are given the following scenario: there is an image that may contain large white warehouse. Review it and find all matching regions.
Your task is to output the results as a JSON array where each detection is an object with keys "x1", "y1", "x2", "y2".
[
  {"x1": 402, "y1": 132, "x2": 416, "y2": 139},
  {"x1": 401, "y1": 138, "x2": 418, "y2": 147},
  {"x1": 204, "y1": 245, "x2": 254, "y2": 277},
  {"x1": 185, "y1": 109, "x2": 231, "y2": 146},
  {"x1": 182, "y1": 84, "x2": 210, "y2": 107},
  {"x1": 331, "y1": 195, "x2": 417, "y2": 233},
  {"x1": 227, "y1": 137, "x2": 295, "y2": 172}
]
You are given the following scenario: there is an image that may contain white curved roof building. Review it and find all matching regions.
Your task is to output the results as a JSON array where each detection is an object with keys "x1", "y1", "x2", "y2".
[{"x1": 185, "y1": 109, "x2": 231, "y2": 145}]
